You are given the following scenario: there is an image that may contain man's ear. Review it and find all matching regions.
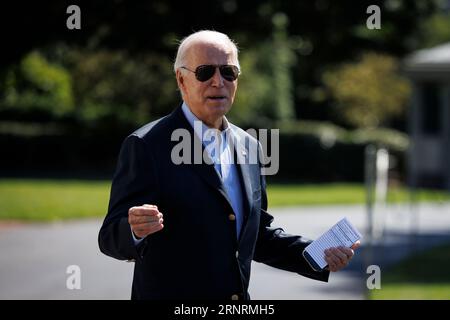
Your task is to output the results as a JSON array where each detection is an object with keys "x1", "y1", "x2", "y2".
[{"x1": 176, "y1": 69, "x2": 185, "y2": 96}]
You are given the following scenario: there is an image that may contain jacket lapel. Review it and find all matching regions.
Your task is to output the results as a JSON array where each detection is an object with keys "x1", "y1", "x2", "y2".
[
  {"x1": 233, "y1": 135, "x2": 253, "y2": 218},
  {"x1": 171, "y1": 105, "x2": 235, "y2": 210},
  {"x1": 233, "y1": 133, "x2": 255, "y2": 243},
  {"x1": 190, "y1": 159, "x2": 234, "y2": 210}
]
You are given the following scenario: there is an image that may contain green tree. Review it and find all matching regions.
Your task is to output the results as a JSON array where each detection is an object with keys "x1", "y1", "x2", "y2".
[
  {"x1": 228, "y1": 46, "x2": 273, "y2": 127},
  {"x1": 323, "y1": 52, "x2": 411, "y2": 128},
  {"x1": 70, "y1": 49, "x2": 177, "y2": 126},
  {"x1": 229, "y1": 12, "x2": 295, "y2": 127},
  {"x1": 1, "y1": 51, "x2": 74, "y2": 117},
  {"x1": 271, "y1": 12, "x2": 295, "y2": 121},
  {"x1": 420, "y1": 12, "x2": 450, "y2": 48}
]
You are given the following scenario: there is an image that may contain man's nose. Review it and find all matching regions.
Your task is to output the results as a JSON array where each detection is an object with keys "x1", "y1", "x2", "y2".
[{"x1": 210, "y1": 67, "x2": 224, "y2": 87}]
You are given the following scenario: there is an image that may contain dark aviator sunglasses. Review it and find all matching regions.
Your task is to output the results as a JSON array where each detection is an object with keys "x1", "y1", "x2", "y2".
[{"x1": 181, "y1": 64, "x2": 240, "y2": 82}]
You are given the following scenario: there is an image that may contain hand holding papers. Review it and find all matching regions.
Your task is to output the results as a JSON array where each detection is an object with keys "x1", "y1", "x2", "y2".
[{"x1": 303, "y1": 217, "x2": 362, "y2": 271}]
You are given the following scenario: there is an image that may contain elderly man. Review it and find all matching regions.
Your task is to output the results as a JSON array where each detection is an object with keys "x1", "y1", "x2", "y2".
[{"x1": 98, "y1": 30, "x2": 359, "y2": 300}]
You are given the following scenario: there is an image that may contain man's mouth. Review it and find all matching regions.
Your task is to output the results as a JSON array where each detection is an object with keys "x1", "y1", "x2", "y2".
[{"x1": 207, "y1": 96, "x2": 227, "y2": 100}]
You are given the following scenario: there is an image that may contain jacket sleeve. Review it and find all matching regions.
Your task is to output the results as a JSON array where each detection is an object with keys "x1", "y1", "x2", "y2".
[
  {"x1": 98, "y1": 134, "x2": 160, "y2": 261},
  {"x1": 253, "y1": 172, "x2": 330, "y2": 282}
]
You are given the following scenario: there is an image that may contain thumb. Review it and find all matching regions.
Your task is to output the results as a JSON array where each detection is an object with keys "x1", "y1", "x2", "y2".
[{"x1": 351, "y1": 240, "x2": 361, "y2": 250}]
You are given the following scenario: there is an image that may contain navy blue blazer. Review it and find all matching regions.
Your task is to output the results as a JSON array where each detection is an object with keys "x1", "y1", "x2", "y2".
[{"x1": 98, "y1": 105, "x2": 329, "y2": 300}]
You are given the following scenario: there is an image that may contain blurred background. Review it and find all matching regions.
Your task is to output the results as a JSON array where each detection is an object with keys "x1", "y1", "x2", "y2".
[{"x1": 0, "y1": 0, "x2": 449, "y2": 300}]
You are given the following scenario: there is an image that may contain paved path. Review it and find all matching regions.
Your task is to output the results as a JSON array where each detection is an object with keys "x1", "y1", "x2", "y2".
[{"x1": 1, "y1": 202, "x2": 449, "y2": 299}]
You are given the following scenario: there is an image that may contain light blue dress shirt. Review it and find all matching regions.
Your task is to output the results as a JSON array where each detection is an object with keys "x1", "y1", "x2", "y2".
[{"x1": 181, "y1": 102, "x2": 245, "y2": 238}]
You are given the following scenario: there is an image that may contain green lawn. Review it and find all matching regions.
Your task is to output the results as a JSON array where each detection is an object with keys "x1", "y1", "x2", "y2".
[
  {"x1": 267, "y1": 183, "x2": 450, "y2": 207},
  {"x1": 0, "y1": 179, "x2": 449, "y2": 221},
  {"x1": 370, "y1": 244, "x2": 450, "y2": 300},
  {"x1": 0, "y1": 179, "x2": 111, "y2": 221}
]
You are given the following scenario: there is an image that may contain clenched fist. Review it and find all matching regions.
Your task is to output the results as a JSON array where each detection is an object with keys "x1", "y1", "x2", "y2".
[{"x1": 128, "y1": 204, "x2": 164, "y2": 239}]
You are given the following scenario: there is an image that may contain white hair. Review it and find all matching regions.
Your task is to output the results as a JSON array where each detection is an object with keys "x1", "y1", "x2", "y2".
[{"x1": 173, "y1": 30, "x2": 240, "y2": 73}]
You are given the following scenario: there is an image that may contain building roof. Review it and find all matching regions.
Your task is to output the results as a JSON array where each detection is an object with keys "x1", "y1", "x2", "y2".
[{"x1": 404, "y1": 42, "x2": 450, "y2": 78}]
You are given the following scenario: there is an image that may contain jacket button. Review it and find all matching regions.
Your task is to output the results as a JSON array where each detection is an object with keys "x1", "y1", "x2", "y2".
[
  {"x1": 231, "y1": 294, "x2": 239, "y2": 300},
  {"x1": 228, "y1": 214, "x2": 236, "y2": 221},
  {"x1": 235, "y1": 251, "x2": 239, "y2": 259}
]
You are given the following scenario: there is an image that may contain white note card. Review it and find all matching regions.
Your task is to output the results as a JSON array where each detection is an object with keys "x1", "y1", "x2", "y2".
[{"x1": 304, "y1": 217, "x2": 362, "y2": 270}]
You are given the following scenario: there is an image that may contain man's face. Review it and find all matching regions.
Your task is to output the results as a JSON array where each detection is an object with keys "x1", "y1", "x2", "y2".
[{"x1": 176, "y1": 41, "x2": 238, "y2": 128}]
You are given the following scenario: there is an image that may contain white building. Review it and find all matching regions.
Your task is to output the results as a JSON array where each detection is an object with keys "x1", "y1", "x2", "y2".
[{"x1": 404, "y1": 42, "x2": 450, "y2": 190}]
